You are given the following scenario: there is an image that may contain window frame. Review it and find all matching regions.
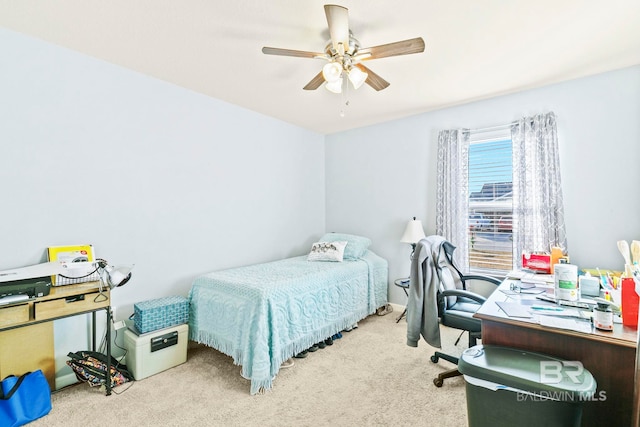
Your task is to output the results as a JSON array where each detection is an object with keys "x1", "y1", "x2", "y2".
[{"x1": 467, "y1": 129, "x2": 514, "y2": 276}]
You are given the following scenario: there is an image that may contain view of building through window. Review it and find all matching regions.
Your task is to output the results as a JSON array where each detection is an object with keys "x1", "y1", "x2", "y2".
[{"x1": 468, "y1": 138, "x2": 513, "y2": 274}]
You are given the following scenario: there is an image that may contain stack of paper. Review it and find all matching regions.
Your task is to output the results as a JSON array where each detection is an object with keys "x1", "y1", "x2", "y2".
[
  {"x1": 507, "y1": 269, "x2": 554, "y2": 286},
  {"x1": 537, "y1": 315, "x2": 592, "y2": 333}
]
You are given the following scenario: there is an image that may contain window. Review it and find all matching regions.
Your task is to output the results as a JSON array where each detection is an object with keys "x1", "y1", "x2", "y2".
[
  {"x1": 437, "y1": 112, "x2": 564, "y2": 277},
  {"x1": 468, "y1": 131, "x2": 513, "y2": 275}
]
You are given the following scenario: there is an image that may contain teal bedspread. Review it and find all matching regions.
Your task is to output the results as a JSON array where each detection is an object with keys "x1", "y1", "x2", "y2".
[{"x1": 188, "y1": 250, "x2": 388, "y2": 394}]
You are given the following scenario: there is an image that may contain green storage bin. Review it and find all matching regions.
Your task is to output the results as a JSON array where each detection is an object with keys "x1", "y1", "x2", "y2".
[{"x1": 458, "y1": 345, "x2": 597, "y2": 427}]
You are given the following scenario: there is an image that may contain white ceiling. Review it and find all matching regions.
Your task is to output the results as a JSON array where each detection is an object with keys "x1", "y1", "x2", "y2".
[{"x1": 1, "y1": 0, "x2": 639, "y2": 134}]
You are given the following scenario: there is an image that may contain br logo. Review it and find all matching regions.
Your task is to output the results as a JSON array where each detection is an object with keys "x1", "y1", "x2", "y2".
[{"x1": 540, "y1": 361, "x2": 584, "y2": 384}]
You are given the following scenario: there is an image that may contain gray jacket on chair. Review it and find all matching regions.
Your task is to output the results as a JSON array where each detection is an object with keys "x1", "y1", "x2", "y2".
[{"x1": 406, "y1": 235, "x2": 446, "y2": 349}]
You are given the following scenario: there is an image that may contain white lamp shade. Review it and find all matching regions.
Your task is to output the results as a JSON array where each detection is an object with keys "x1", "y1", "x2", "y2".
[
  {"x1": 322, "y1": 62, "x2": 343, "y2": 82},
  {"x1": 400, "y1": 218, "x2": 426, "y2": 244},
  {"x1": 348, "y1": 66, "x2": 368, "y2": 89},
  {"x1": 104, "y1": 264, "x2": 134, "y2": 289},
  {"x1": 325, "y1": 77, "x2": 343, "y2": 93}
]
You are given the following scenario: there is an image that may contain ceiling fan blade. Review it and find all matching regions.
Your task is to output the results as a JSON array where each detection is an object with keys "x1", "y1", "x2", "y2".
[
  {"x1": 303, "y1": 71, "x2": 325, "y2": 90},
  {"x1": 355, "y1": 64, "x2": 390, "y2": 91},
  {"x1": 324, "y1": 4, "x2": 349, "y2": 53},
  {"x1": 262, "y1": 46, "x2": 325, "y2": 59},
  {"x1": 357, "y1": 37, "x2": 425, "y2": 60}
]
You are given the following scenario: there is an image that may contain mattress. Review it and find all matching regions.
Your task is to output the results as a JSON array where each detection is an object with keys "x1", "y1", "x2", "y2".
[{"x1": 188, "y1": 250, "x2": 388, "y2": 394}]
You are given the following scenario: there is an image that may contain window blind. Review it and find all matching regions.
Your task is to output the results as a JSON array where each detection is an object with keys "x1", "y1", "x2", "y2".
[{"x1": 467, "y1": 131, "x2": 513, "y2": 275}]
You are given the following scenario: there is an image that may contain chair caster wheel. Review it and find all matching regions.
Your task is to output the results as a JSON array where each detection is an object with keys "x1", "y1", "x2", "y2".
[
  {"x1": 430, "y1": 355, "x2": 439, "y2": 363},
  {"x1": 433, "y1": 378, "x2": 444, "y2": 387}
]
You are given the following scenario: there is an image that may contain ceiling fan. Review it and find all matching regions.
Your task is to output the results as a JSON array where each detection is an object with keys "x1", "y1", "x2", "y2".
[{"x1": 262, "y1": 4, "x2": 425, "y2": 94}]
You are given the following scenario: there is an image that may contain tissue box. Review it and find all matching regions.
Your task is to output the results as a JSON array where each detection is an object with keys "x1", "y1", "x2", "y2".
[
  {"x1": 522, "y1": 253, "x2": 551, "y2": 273},
  {"x1": 134, "y1": 296, "x2": 189, "y2": 334}
]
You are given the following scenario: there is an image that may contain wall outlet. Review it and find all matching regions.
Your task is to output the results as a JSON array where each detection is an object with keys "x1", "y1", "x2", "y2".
[{"x1": 114, "y1": 320, "x2": 127, "y2": 330}]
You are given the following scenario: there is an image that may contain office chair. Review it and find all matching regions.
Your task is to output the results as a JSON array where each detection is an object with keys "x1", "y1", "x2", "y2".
[{"x1": 429, "y1": 240, "x2": 501, "y2": 387}]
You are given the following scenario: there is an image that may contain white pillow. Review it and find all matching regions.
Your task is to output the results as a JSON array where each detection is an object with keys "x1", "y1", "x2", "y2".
[{"x1": 307, "y1": 241, "x2": 348, "y2": 262}]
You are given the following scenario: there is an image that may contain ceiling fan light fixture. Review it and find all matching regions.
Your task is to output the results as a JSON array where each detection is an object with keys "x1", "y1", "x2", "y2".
[
  {"x1": 322, "y1": 61, "x2": 343, "y2": 82},
  {"x1": 348, "y1": 66, "x2": 368, "y2": 90},
  {"x1": 262, "y1": 5, "x2": 425, "y2": 94},
  {"x1": 325, "y1": 77, "x2": 343, "y2": 94}
]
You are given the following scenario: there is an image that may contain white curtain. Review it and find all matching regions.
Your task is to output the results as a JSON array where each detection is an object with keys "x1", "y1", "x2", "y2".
[
  {"x1": 511, "y1": 112, "x2": 567, "y2": 267},
  {"x1": 435, "y1": 129, "x2": 470, "y2": 270}
]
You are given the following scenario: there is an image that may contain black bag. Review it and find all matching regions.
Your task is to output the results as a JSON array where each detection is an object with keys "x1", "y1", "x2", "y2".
[
  {"x1": 66, "y1": 350, "x2": 133, "y2": 388},
  {"x1": 0, "y1": 370, "x2": 51, "y2": 427}
]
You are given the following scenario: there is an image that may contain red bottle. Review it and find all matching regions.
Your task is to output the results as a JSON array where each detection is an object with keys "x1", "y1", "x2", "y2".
[{"x1": 621, "y1": 277, "x2": 639, "y2": 328}]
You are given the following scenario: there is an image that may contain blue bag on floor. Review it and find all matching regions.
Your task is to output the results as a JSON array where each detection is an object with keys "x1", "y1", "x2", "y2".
[{"x1": 0, "y1": 370, "x2": 51, "y2": 427}]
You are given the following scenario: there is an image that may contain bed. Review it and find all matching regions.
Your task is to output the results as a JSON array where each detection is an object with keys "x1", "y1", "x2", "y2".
[{"x1": 188, "y1": 233, "x2": 388, "y2": 394}]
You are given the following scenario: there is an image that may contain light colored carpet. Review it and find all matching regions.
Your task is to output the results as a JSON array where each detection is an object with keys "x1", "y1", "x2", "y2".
[{"x1": 32, "y1": 311, "x2": 470, "y2": 427}]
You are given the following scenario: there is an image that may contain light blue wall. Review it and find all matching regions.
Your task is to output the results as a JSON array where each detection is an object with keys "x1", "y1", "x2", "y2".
[
  {"x1": 0, "y1": 28, "x2": 325, "y2": 386},
  {"x1": 326, "y1": 65, "x2": 640, "y2": 305},
  {"x1": 0, "y1": 27, "x2": 325, "y2": 301}
]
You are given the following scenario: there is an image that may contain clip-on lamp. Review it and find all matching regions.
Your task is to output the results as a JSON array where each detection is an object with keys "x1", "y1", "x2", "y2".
[{"x1": 96, "y1": 259, "x2": 133, "y2": 289}]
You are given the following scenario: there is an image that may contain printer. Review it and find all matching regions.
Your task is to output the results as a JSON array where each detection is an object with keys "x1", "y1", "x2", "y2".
[
  {"x1": 0, "y1": 260, "x2": 68, "y2": 305},
  {"x1": 0, "y1": 276, "x2": 51, "y2": 304}
]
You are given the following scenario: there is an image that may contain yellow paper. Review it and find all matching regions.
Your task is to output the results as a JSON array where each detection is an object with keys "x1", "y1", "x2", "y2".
[{"x1": 47, "y1": 244, "x2": 97, "y2": 285}]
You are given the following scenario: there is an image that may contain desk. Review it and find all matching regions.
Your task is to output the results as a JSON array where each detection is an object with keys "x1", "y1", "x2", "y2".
[
  {"x1": 475, "y1": 279, "x2": 637, "y2": 427},
  {"x1": 0, "y1": 281, "x2": 113, "y2": 395}
]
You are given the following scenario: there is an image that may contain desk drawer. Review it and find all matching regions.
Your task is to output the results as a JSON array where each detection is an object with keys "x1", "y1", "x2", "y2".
[
  {"x1": 35, "y1": 292, "x2": 109, "y2": 320},
  {"x1": 0, "y1": 304, "x2": 30, "y2": 328}
]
